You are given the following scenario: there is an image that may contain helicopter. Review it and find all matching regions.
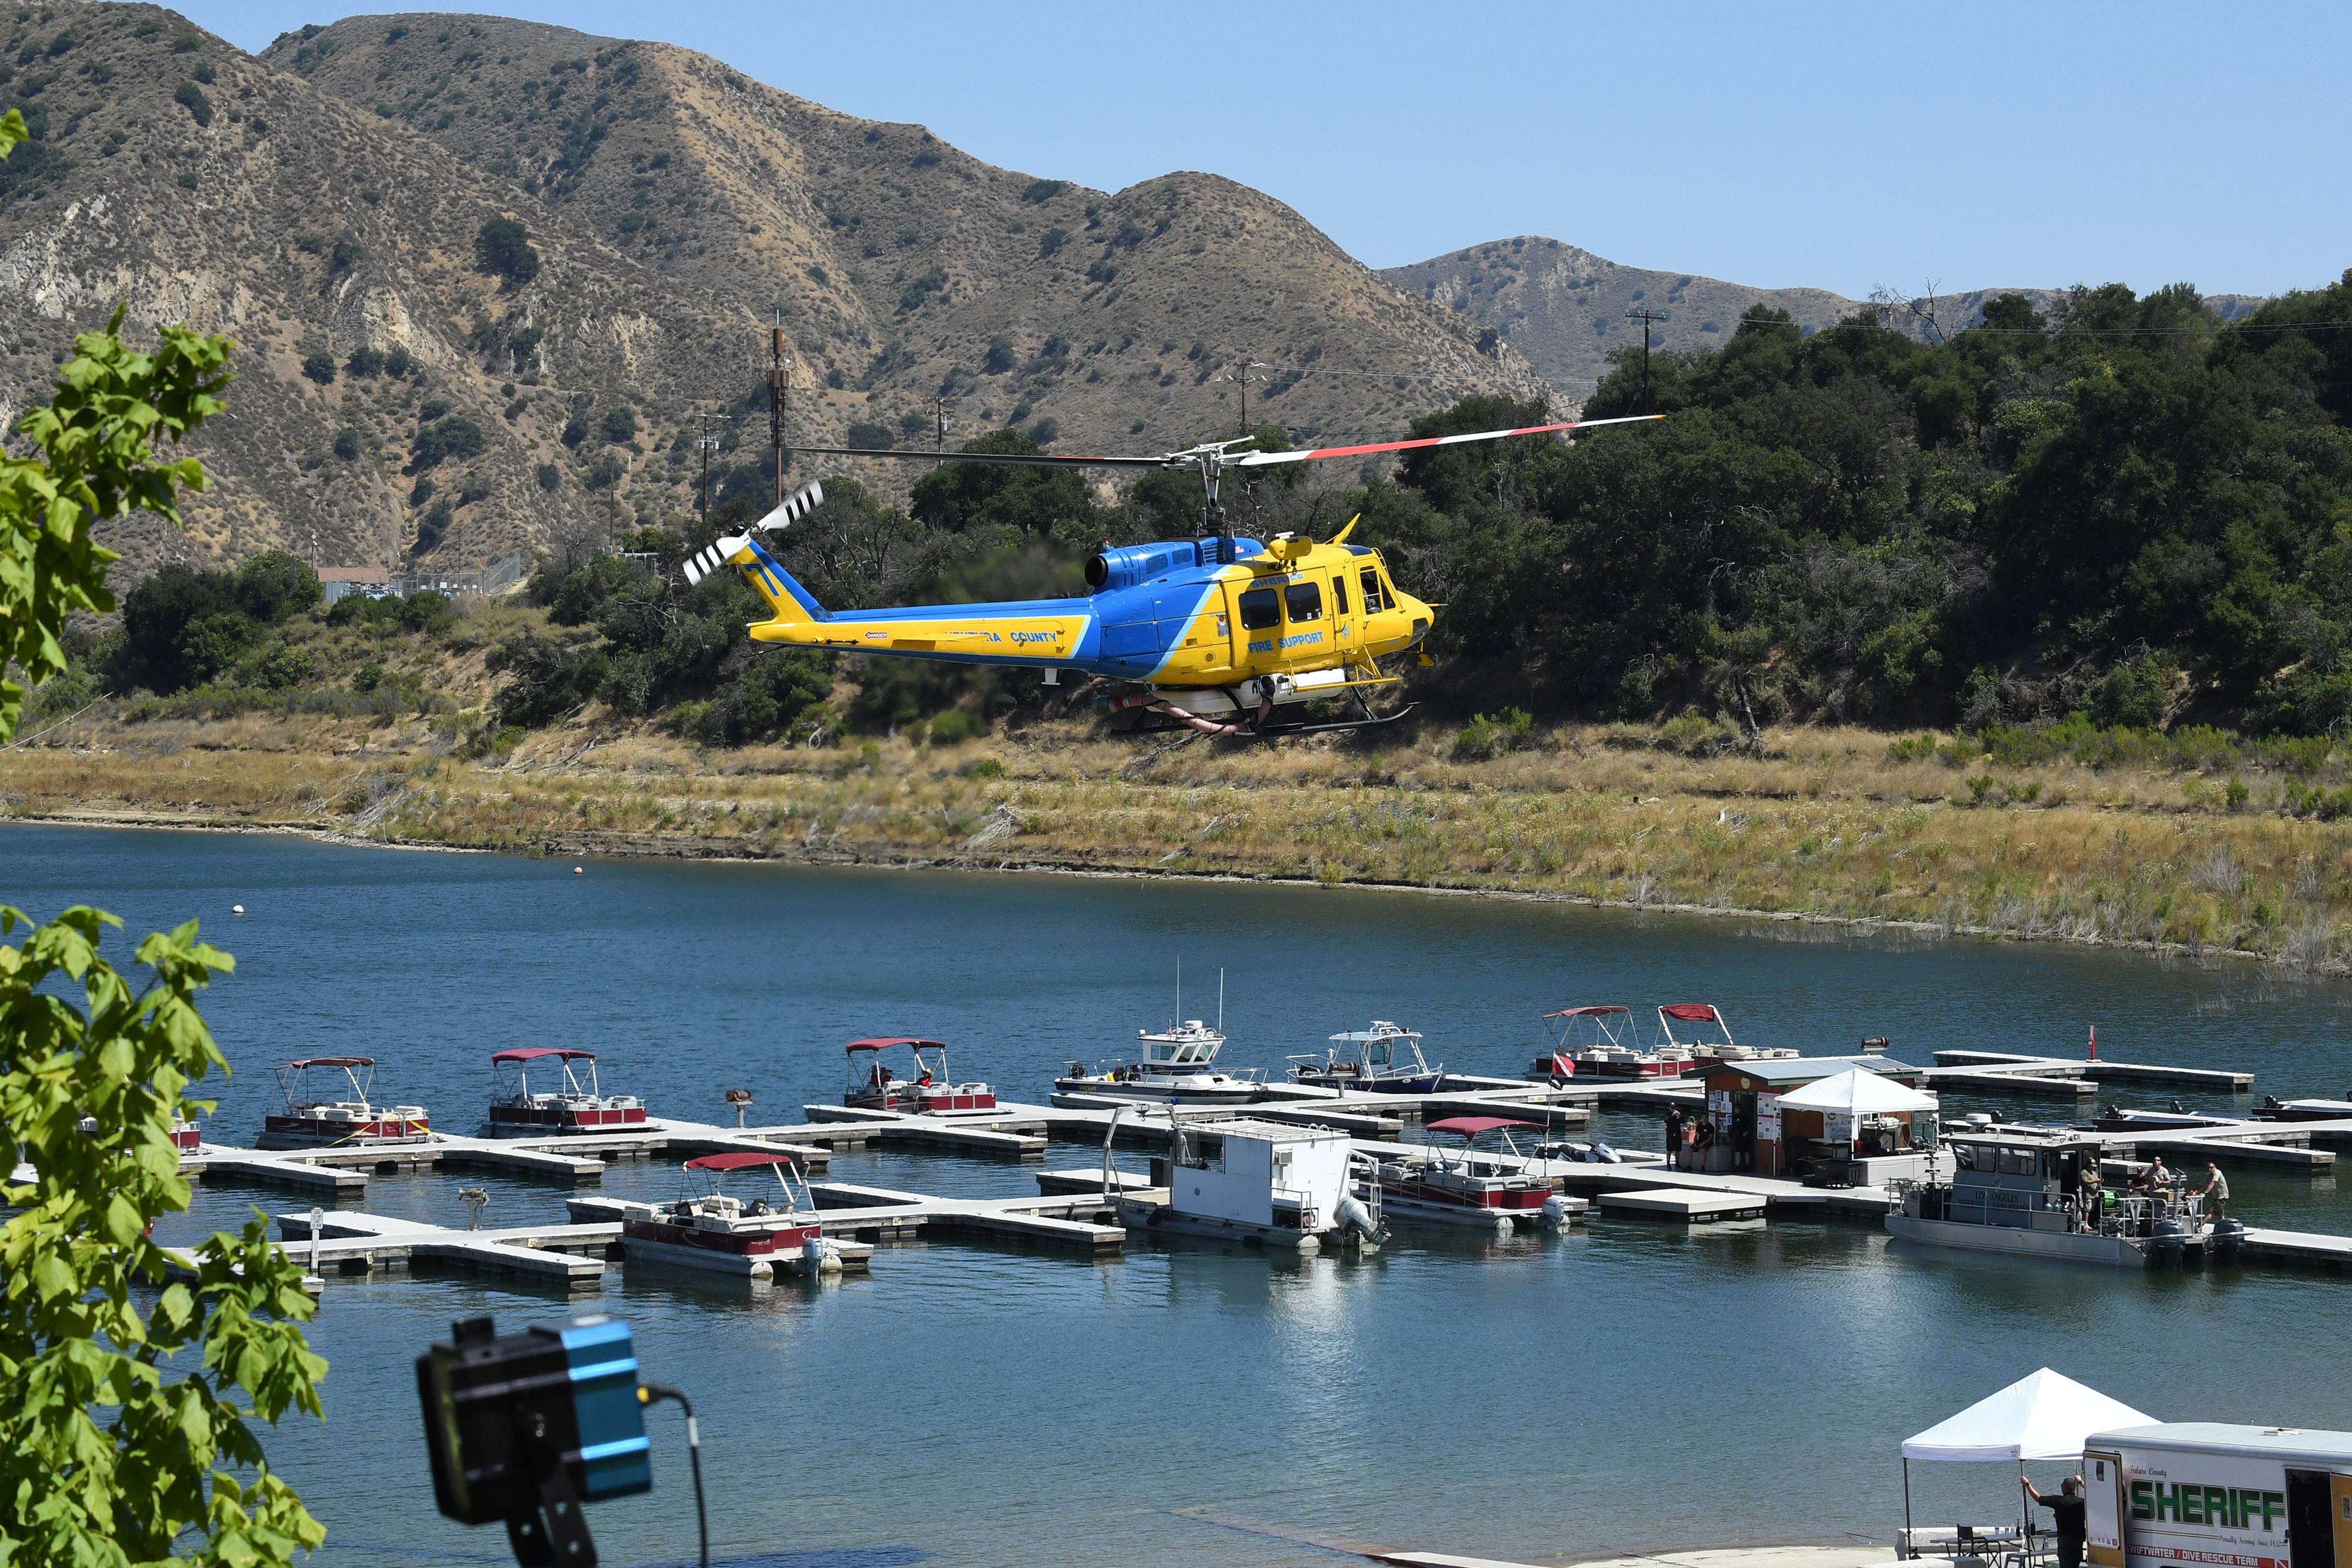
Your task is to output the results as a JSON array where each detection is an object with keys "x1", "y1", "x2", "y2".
[{"x1": 681, "y1": 412, "x2": 1662, "y2": 736}]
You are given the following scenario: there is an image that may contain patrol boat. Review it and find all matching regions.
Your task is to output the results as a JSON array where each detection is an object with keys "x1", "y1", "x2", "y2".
[
  {"x1": 1058, "y1": 1019, "x2": 1262, "y2": 1105},
  {"x1": 1888, "y1": 1127, "x2": 2229, "y2": 1267}
]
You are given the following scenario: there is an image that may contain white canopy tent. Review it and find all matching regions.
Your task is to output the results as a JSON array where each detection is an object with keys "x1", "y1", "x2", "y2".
[
  {"x1": 1898, "y1": 1370, "x2": 2155, "y2": 1550},
  {"x1": 1778, "y1": 1068, "x2": 1940, "y2": 1116}
]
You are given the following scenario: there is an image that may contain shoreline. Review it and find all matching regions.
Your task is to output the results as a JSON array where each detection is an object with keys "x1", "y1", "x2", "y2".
[{"x1": 0, "y1": 806, "x2": 2299, "y2": 978}]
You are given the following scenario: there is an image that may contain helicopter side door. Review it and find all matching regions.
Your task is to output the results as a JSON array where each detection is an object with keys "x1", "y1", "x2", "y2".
[
  {"x1": 1279, "y1": 576, "x2": 1325, "y2": 669},
  {"x1": 1328, "y1": 566, "x2": 1356, "y2": 664},
  {"x1": 1231, "y1": 579, "x2": 1282, "y2": 670}
]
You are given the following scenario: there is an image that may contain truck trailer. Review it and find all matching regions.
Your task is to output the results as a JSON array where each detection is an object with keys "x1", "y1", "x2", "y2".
[{"x1": 2083, "y1": 1424, "x2": 2352, "y2": 1568}]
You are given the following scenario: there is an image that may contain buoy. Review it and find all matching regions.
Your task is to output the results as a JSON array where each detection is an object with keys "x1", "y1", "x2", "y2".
[
  {"x1": 231, "y1": 904, "x2": 245, "y2": 914},
  {"x1": 573, "y1": 866, "x2": 584, "y2": 875}
]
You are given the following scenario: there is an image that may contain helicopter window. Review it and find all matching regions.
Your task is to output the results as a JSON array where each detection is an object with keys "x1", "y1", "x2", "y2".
[
  {"x1": 1360, "y1": 567, "x2": 1389, "y2": 612},
  {"x1": 1332, "y1": 575, "x2": 1349, "y2": 616},
  {"x1": 1146, "y1": 552, "x2": 1169, "y2": 576},
  {"x1": 1238, "y1": 587, "x2": 1281, "y2": 630},
  {"x1": 1283, "y1": 580, "x2": 1322, "y2": 621}
]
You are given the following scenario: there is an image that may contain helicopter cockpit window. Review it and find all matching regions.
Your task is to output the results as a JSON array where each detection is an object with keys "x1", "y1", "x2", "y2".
[
  {"x1": 1284, "y1": 580, "x2": 1323, "y2": 621},
  {"x1": 1360, "y1": 567, "x2": 1389, "y2": 612},
  {"x1": 1238, "y1": 587, "x2": 1281, "y2": 630}
]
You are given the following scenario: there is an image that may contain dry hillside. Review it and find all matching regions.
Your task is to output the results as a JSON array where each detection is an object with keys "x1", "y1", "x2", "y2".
[
  {"x1": 0, "y1": 2, "x2": 773, "y2": 575},
  {"x1": 267, "y1": 13, "x2": 1550, "y2": 471},
  {"x1": 1382, "y1": 237, "x2": 2270, "y2": 402}
]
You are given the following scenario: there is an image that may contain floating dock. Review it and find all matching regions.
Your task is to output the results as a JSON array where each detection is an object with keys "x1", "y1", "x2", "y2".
[{"x1": 1930, "y1": 1050, "x2": 2256, "y2": 1092}]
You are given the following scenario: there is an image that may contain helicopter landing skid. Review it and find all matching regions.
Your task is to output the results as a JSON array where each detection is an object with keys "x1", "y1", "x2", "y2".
[{"x1": 1128, "y1": 700, "x2": 1417, "y2": 740}]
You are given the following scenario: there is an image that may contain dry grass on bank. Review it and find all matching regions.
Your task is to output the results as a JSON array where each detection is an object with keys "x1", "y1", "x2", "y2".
[{"x1": 6, "y1": 708, "x2": 2352, "y2": 973}]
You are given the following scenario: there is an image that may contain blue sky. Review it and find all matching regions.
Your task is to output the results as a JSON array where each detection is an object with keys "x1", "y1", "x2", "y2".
[{"x1": 187, "y1": 0, "x2": 2352, "y2": 301}]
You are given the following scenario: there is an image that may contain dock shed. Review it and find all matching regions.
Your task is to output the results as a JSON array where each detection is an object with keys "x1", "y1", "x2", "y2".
[{"x1": 1698, "y1": 1056, "x2": 1934, "y2": 1181}]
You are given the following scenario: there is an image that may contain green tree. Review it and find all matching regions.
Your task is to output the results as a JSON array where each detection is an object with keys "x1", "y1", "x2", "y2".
[
  {"x1": 473, "y1": 215, "x2": 540, "y2": 285},
  {"x1": 0, "y1": 106, "x2": 327, "y2": 1568}
]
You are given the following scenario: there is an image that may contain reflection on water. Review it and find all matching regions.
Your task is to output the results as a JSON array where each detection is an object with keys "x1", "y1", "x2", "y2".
[{"x1": 9, "y1": 824, "x2": 2352, "y2": 1568}]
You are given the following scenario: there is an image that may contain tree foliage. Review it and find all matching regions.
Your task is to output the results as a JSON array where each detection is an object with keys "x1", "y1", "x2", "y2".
[
  {"x1": 1365, "y1": 277, "x2": 2352, "y2": 732},
  {"x1": 0, "y1": 108, "x2": 326, "y2": 1568}
]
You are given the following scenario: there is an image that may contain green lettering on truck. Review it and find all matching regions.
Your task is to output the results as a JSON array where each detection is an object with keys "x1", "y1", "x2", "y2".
[{"x1": 2131, "y1": 1482, "x2": 2154, "y2": 1521}]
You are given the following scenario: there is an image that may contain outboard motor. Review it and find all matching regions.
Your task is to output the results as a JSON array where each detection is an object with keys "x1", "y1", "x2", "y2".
[
  {"x1": 1540, "y1": 1193, "x2": 1580, "y2": 1229},
  {"x1": 803, "y1": 1235, "x2": 843, "y2": 1276},
  {"x1": 2211, "y1": 1216, "x2": 2246, "y2": 1263},
  {"x1": 2150, "y1": 1216, "x2": 2187, "y2": 1268},
  {"x1": 1333, "y1": 1192, "x2": 1387, "y2": 1251}
]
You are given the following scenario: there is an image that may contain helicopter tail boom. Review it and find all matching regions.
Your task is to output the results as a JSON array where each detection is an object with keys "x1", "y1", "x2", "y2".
[{"x1": 683, "y1": 532, "x2": 828, "y2": 625}]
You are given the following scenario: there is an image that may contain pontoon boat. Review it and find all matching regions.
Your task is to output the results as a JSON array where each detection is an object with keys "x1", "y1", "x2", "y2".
[
  {"x1": 258, "y1": 1057, "x2": 432, "y2": 1149},
  {"x1": 841, "y1": 1038, "x2": 998, "y2": 1114},
  {"x1": 1527, "y1": 1004, "x2": 1698, "y2": 1080},
  {"x1": 1369, "y1": 1116, "x2": 1569, "y2": 1233},
  {"x1": 619, "y1": 1151, "x2": 865, "y2": 1279},
  {"x1": 488, "y1": 1047, "x2": 647, "y2": 1135}
]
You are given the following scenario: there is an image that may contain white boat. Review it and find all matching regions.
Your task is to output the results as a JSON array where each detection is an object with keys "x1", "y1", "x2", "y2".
[
  {"x1": 1120, "y1": 1117, "x2": 1384, "y2": 1253},
  {"x1": 1287, "y1": 1021, "x2": 1444, "y2": 1093},
  {"x1": 1058, "y1": 1019, "x2": 1262, "y2": 1105},
  {"x1": 1887, "y1": 1128, "x2": 2227, "y2": 1268},
  {"x1": 258, "y1": 1056, "x2": 432, "y2": 1150}
]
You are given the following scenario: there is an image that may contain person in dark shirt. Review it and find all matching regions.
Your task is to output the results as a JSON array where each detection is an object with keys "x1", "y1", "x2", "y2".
[
  {"x1": 2025, "y1": 1475, "x2": 2087, "y2": 1568},
  {"x1": 1664, "y1": 1106, "x2": 1685, "y2": 1169}
]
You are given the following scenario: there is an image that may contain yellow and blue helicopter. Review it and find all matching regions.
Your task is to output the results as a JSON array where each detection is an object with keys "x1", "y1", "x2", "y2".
[{"x1": 682, "y1": 414, "x2": 1661, "y2": 736}]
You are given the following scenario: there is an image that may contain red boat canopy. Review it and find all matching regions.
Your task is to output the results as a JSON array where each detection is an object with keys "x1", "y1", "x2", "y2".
[
  {"x1": 844, "y1": 1038, "x2": 947, "y2": 1053},
  {"x1": 684, "y1": 1151, "x2": 797, "y2": 1171},
  {"x1": 1427, "y1": 1116, "x2": 1543, "y2": 1137},
  {"x1": 491, "y1": 1047, "x2": 597, "y2": 1063},
  {"x1": 1543, "y1": 1005, "x2": 1629, "y2": 1018},
  {"x1": 287, "y1": 1056, "x2": 374, "y2": 1069},
  {"x1": 1660, "y1": 1003, "x2": 1719, "y2": 1022}
]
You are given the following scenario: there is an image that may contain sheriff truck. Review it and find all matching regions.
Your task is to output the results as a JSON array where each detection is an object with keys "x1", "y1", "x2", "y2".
[{"x1": 2084, "y1": 1425, "x2": 2352, "y2": 1568}]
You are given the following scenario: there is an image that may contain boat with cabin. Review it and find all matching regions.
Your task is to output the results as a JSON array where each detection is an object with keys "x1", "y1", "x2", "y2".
[
  {"x1": 1526, "y1": 1004, "x2": 1698, "y2": 1081},
  {"x1": 1120, "y1": 1117, "x2": 1385, "y2": 1253},
  {"x1": 1058, "y1": 1018, "x2": 1262, "y2": 1105},
  {"x1": 841, "y1": 1038, "x2": 998, "y2": 1114},
  {"x1": 618, "y1": 1151, "x2": 866, "y2": 1280},
  {"x1": 487, "y1": 1047, "x2": 647, "y2": 1135},
  {"x1": 1888, "y1": 1127, "x2": 2226, "y2": 1267},
  {"x1": 1287, "y1": 1021, "x2": 1444, "y2": 1094},
  {"x1": 258, "y1": 1057, "x2": 432, "y2": 1149},
  {"x1": 1370, "y1": 1115, "x2": 1574, "y2": 1232},
  {"x1": 2254, "y1": 1093, "x2": 2352, "y2": 1122}
]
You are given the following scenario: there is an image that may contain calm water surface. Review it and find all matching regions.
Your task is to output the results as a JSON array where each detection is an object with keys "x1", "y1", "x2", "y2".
[{"x1": 7, "y1": 824, "x2": 2352, "y2": 1568}]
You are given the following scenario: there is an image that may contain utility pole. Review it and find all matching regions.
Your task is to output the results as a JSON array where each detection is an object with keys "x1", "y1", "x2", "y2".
[
  {"x1": 1625, "y1": 307, "x2": 1671, "y2": 414},
  {"x1": 935, "y1": 397, "x2": 945, "y2": 471},
  {"x1": 768, "y1": 309, "x2": 790, "y2": 508},
  {"x1": 695, "y1": 413, "x2": 724, "y2": 523}
]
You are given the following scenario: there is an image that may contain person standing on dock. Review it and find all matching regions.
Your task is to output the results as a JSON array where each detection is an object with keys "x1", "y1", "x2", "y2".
[
  {"x1": 1665, "y1": 1105, "x2": 1685, "y2": 1169},
  {"x1": 2024, "y1": 1475, "x2": 2087, "y2": 1568},
  {"x1": 2198, "y1": 1161, "x2": 2229, "y2": 1221}
]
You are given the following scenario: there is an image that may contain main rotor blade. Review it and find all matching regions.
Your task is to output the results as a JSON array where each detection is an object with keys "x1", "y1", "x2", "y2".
[
  {"x1": 790, "y1": 444, "x2": 1170, "y2": 470},
  {"x1": 1228, "y1": 413, "x2": 1665, "y2": 468}
]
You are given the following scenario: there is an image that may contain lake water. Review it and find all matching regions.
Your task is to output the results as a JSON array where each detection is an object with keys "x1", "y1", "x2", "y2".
[{"x1": 8, "y1": 823, "x2": 2352, "y2": 1568}]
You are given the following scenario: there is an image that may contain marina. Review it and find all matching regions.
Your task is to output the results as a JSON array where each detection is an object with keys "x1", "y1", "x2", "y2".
[{"x1": 23, "y1": 825, "x2": 2352, "y2": 1568}]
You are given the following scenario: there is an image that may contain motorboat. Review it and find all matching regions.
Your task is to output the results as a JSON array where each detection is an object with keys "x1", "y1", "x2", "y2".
[
  {"x1": 1058, "y1": 1019, "x2": 1262, "y2": 1106},
  {"x1": 1655, "y1": 1002, "x2": 1794, "y2": 1066},
  {"x1": 619, "y1": 1152, "x2": 865, "y2": 1279},
  {"x1": 258, "y1": 1057, "x2": 431, "y2": 1149},
  {"x1": 1287, "y1": 1021, "x2": 1444, "y2": 1094},
  {"x1": 841, "y1": 1038, "x2": 998, "y2": 1114},
  {"x1": 1887, "y1": 1128, "x2": 2228, "y2": 1267},
  {"x1": 1120, "y1": 1117, "x2": 1384, "y2": 1253},
  {"x1": 487, "y1": 1047, "x2": 647, "y2": 1135},
  {"x1": 1526, "y1": 1004, "x2": 1697, "y2": 1081},
  {"x1": 1370, "y1": 1116, "x2": 1571, "y2": 1233},
  {"x1": 2254, "y1": 1093, "x2": 2352, "y2": 1122}
]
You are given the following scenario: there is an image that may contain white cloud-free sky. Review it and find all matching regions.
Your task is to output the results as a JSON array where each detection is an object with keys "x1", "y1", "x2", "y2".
[{"x1": 184, "y1": 0, "x2": 2352, "y2": 301}]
